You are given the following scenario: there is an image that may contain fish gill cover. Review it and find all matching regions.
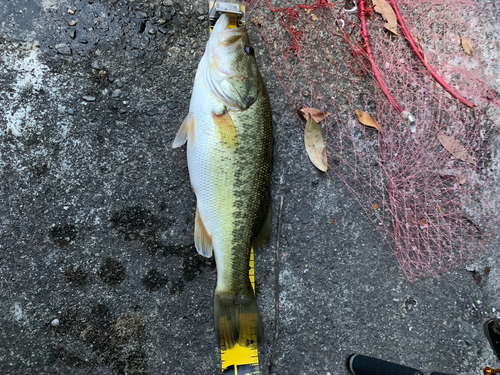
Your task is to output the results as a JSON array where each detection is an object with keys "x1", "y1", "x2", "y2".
[{"x1": 251, "y1": 0, "x2": 500, "y2": 281}]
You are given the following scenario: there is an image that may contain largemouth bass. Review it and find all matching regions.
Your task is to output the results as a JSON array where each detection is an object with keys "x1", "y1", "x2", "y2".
[{"x1": 172, "y1": 14, "x2": 273, "y2": 348}]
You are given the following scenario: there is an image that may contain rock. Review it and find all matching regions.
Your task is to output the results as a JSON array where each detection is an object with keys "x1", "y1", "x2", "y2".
[
  {"x1": 198, "y1": 16, "x2": 205, "y2": 21},
  {"x1": 298, "y1": 209, "x2": 311, "y2": 224},
  {"x1": 148, "y1": 28, "x2": 157, "y2": 35},
  {"x1": 55, "y1": 44, "x2": 72, "y2": 55},
  {"x1": 136, "y1": 11, "x2": 148, "y2": 19},
  {"x1": 163, "y1": 0, "x2": 173, "y2": 6},
  {"x1": 169, "y1": 68, "x2": 181, "y2": 77},
  {"x1": 168, "y1": 46, "x2": 180, "y2": 54},
  {"x1": 146, "y1": 111, "x2": 156, "y2": 116},
  {"x1": 115, "y1": 80, "x2": 124, "y2": 88},
  {"x1": 68, "y1": 9, "x2": 75, "y2": 15},
  {"x1": 68, "y1": 19, "x2": 78, "y2": 26},
  {"x1": 119, "y1": 108, "x2": 127, "y2": 114},
  {"x1": 91, "y1": 60, "x2": 104, "y2": 70},
  {"x1": 197, "y1": 8, "x2": 204, "y2": 15},
  {"x1": 69, "y1": 29, "x2": 76, "y2": 39},
  {"x1": 167, "y1": 102, "x2": 178, "y2": 110},
  {"x1": 158, "y1": 27, "x2": 167, "y2": 34},
  {"x1": 79, "y1": 39, "x2": 88, "y2": 44},
  {"x1": 178, "y1": 40, "x2": 185, "y2": 46},
  {"x1": 172, "y1": 16, "x2": 185, "y2": 28},
  {"x1": 82, "y1": 96, "x2": 96, "y2": 102},
  {"x1": 136, "y1": 19, "x2": 146, "y2": 33},
  {"x1": 108, "y1": 76, "x2": 115, "y2": 83},
  {"x1": 67, "y1": 108, "x2": 74, "y2": 115},
  {"x1": 112, "y1": 89, "x2": 122, "y2": 98}
]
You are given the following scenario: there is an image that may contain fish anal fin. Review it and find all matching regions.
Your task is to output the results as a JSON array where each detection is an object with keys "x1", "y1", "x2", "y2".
[
  {"x1": 194, "y1": 205, "x2": 213, "y2": 257},
  {"x1": 172, "y1": 112, "x2": 195, "y2": 148},
  {"x1": 252, "y1": 203, "x2": 272, "y2": 250},
  {"x1": 213, "y1": 110, "x2": 238, "y2": 148}
]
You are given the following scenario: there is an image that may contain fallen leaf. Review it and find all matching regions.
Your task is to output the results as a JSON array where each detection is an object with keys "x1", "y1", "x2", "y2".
[
  {"x1": 461, "y1": 36, "x2": 473, "y2": 56},
  {"x1": 437, "y1": 134, "x2": 476, "y2": 165},
  {"x1": 372, "y1": 204, "x2": 379, "y2": 210},
  {"x1": 355, "y1": 110, "x2": 382, "y2": 132},
  {"x1": 304, "y1": 114, "x2": 328, "y2": 172},
  {"x1": 300, "y1": 108, "x2": 332, "y2": 123},
  {"x1": 373, "y1": 0, "x2": 398, "y2": 35},
  {"x1": 332, "y1": 220, "x2": 337, "y2": 225},
  {"x1": 305, "y1": 8, "x2": 311, "y2": 15},
  {"x1": 459, "y1": 172, "x2": 467, "y2": 185},
  {"x1": 436, "y1": 206, "x2": 441, "y2": 213},
  {"x1": 311, "y1": 13, "x2": 318, "y2": 21}
]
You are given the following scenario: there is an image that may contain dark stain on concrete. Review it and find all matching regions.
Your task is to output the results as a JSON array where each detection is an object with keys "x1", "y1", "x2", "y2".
[
  {"x1": 110, "y1": 206, "x2": 172, "y2": 254},
  {"x1": 142, "y1": 268, "x2": 168, "y2": 292},
  {"x1": 49, "y1": 224, "x2": 78, "y2": 246},
  {"x1": 51, "y1": 304, "x2": 147, "y2": 373},
  {"x1": 98, "y1": 257, "x2": 126, "y2": 285},
  {"x1": 65, "y1": 267, "x2": 89, "y2": 286}
]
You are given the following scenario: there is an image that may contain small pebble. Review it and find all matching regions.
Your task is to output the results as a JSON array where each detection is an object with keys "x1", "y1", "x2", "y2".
[
  {"x1": 169, "y1": 68, "x2": 181, "y2": 77},
  {"x1": 178, "y1": 40, "x2": 185, "y2": 46},
  {"x1": 91, "y1": 60, "x2": 104, "y2": 70},
  {"x1": 167, "y1": 102, "x2": 178, "y2": 109},
  {"x1": 119, "y1": 108, "x2": 127, "y2": 114},
  {"x1": 298, "y1": 209, "x2": 311, "y2": 224},
  {"x1": 108, "y1": 76, "x2": 115, "y2": 83},
  {"x1": 198, "y1": 16, "x2": 205, "y2": 21},
  {"x1": 136, "y1": 11, "x2": 148, "y2": 19},
  {"x1": 68, "y1": 19, "x2": 78, "y2": 26},
  {"x1": 69, "y1": 29, "x2": 76, "y2": 39},
  {"x1": 67, "y1": 108, "x2": 74, "y2": 115},
  {"x1": 148, "y1": 27, "x2": 157, "y2": 35},
  {"x1": 146, "y1": 111, "x2": 156, "y2": 116},
  {"x1": 197, "y1": 8, "x2": 204, "y2": 15},
  {"x1": 68, "y1": 9, "x2": 75, "y2": 15},
  {"x1": 55, "y1": 44, "x2": 72, "y2": 55},
  {"x1": 51, "y1": 319, "x2": 60, "y2": 327},
  {"x1": 82, "y1": 95, "x2": 96, "y2": 102},
  {"x1": 136, "y1": 19, "x2": 146, "y2": 33},
  {"x1": 79, "y1": 39, "x2": 88, "y2": 44},
  {"x1": 115, "y1": 80, "x2": 124, "y2": 88},
  {"x1": 112, "y1": 89, "x2": 122, "y2": 98}
]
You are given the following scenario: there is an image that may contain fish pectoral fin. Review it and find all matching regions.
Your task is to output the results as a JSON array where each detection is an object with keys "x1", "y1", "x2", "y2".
[
  {"x1": 194, "y1": 205, "x2": 213, "y2": 258},
  {"x1": 252, "y1": 203, "x2": 272, "y2": 250},
  {"x1": 172, "y1": 112, "x2": 195, "y2": 148},
  {"x1": 213, "y1": 110, "x2": 238, "y2": 147}
]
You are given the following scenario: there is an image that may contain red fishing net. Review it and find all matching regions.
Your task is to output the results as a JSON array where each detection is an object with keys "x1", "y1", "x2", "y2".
[{"x1": 251, "y1": 0, "x2": 500, "y2": 281}]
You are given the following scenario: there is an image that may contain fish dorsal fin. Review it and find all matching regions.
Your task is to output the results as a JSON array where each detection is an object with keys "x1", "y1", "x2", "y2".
[
  {"x1": 172, "y1": 112, "x2": 195, "y2": 148},
  {"x1": 212, "y1": 109, "x2": 238, "y2": 148},
  {"x1": 194, "y1": 205, "x2": 213, "y2": 257},
  {"x1": 252, "y1": 203, "x2": 272, "y2": 250}
]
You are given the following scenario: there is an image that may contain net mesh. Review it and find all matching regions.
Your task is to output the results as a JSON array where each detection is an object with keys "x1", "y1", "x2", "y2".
[{"x1": 252, "y1": 0, "x2": 500, "y2": 281}]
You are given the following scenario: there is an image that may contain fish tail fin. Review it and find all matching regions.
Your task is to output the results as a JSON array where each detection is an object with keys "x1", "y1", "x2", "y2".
[{"x1": 214, "y1": 288, "x2": 263, "y2": 350}]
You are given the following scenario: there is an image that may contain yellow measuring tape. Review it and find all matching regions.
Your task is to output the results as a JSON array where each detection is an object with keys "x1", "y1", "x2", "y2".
[{"x1": 209, "y1": 3, "x2": 260, "y2": 372}]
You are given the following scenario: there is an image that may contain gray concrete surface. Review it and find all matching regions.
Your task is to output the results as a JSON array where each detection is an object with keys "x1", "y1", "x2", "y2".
[{"x1": 0, "y1": 1, "x2": 499, "y2": 374}]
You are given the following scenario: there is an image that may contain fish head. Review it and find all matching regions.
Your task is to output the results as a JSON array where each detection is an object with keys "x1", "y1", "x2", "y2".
[{"x1": 205, "y1": 14, "x2": 262, "y2": 110}]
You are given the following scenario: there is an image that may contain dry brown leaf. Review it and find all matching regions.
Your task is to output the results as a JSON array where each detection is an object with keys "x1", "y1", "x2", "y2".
[
  {"x1": 311, "y1": 13, "x2": 318, "y2": 21},
  {"x1": 355, "y1": 110, "x2": 382, "y2": 132},
  {"x1": 372, "y1": 204, "x2": 379, "y2": 210},
  {"x1": 437, "y1": 134, "x2": 476, "y2": 165},
  {"x1": 459, "y1": 172, "x2": 468, "y2": 185},
  {"x1": 461, "y1": 36, "x2": 473, "y2": 56},
  {"x1": 332, "y1": 220, "x2": 337, "y2": 225},
  {"x1": 300, "y1": 108, "x2": 332, "y2": 123},
  {"x1": 304, "y1": 114, "x2": 328, "y2": 172},
  {"x1": 305, "y1": 8, "x2": 311, "y2": 15},
  {"x1": 373, "y1": 0, "x2": 398, "y2": 35}
]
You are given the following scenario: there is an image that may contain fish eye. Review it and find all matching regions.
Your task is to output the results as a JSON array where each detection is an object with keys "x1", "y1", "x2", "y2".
[{"x1": 245, "y1": 46, "x2": 255, "y2": 55}]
